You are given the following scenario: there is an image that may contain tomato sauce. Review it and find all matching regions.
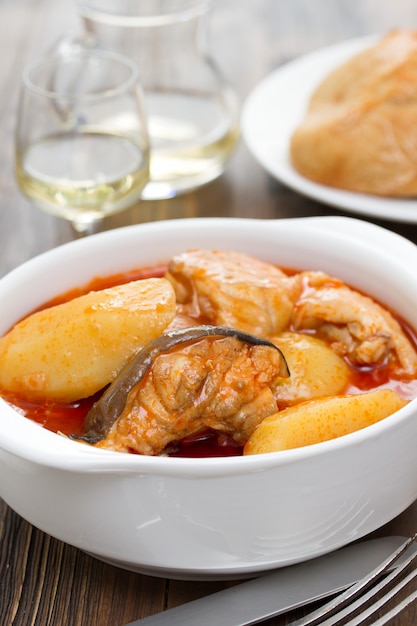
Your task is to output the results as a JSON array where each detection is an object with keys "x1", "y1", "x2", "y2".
[{"x1": 3, "y1": 264, "x2": 417, "y2": 458}]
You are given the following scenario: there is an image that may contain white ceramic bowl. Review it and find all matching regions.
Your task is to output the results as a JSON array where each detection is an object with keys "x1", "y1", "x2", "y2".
[{"x1": 1, "y1": 216, "x2": 417, "y2": 581}]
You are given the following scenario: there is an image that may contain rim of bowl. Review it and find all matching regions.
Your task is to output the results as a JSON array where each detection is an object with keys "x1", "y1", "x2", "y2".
[{"x1": 0, "y1": 397, "x2": 413, "y2": 476}]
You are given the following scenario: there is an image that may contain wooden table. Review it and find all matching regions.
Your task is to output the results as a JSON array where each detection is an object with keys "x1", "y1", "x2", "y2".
[{"x1": 2, "y1": 0, "x2": 417, "y2": 624}]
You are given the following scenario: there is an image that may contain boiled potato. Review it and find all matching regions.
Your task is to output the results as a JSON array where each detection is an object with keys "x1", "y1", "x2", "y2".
[
  {"x1": 270, "y1": 332, "x2": 350, "y2": 405},
  {"x1": 244, "y1": 389, "x2": 408, "y2": 454},
  {"x1": 0, "y1": 278, "x2": 176, "y2": 402}
]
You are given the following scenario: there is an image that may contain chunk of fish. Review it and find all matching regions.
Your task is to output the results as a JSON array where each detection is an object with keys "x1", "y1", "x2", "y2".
[
  {"x1": 77, "y1": 326, "x2": 289, "y2": 456},
  {"x1": 166, "y1": 249, "x2": 297, "y2": 338},
  {"x1": 166, "y1": 250, "x2": 417, "y2": 375},
  {"x1": 290, "y1": 271, "x2": 417, "y2": 375}
]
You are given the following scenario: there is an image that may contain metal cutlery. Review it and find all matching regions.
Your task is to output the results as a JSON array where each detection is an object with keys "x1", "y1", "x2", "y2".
[
  {"x1": 125, "y1": 535, "x2": 417, "y2": 626},
  {"x1": 287, "y1": 533, "x2": 417, "y2": 625}
]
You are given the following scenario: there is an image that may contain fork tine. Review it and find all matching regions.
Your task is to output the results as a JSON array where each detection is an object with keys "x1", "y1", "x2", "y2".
[
  {"x1": 287, "y1": 534, "x2": 417, "y2": 626},
  {"x1": 321, "y1": 559, "x2": 417, "y2": 625},
  {"x1": 370, "y1": 588, "x2": 417, "y2": 626}
]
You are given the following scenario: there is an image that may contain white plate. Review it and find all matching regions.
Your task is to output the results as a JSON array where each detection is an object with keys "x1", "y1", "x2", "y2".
[{"x1": 242, "y1": 34, "x2": 417, "y2": 223}]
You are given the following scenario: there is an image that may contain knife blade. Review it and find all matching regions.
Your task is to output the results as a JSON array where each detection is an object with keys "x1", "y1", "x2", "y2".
[{"x1": 124, "y1": 536, "x2": 417, "y2": 626}]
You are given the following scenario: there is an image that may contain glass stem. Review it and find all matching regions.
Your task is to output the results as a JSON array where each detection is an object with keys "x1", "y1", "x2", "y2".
[{"x1": 71, "y1": 218, "x2": 102, "y2": 238}]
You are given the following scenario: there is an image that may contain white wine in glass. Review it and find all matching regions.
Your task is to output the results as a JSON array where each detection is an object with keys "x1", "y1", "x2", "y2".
[{"x1": 15, "y1": 47, "x2": 150, "y2": 235}]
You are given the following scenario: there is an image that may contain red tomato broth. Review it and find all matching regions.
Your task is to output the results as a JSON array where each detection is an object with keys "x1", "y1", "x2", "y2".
[{"x1": 3, "y1": 263, "x2": 417, "y2": 458}]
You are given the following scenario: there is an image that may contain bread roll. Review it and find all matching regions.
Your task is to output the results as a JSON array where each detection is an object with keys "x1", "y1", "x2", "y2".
[{"x1": 290, "y1": 30, "x2": 417, "y2": 197}]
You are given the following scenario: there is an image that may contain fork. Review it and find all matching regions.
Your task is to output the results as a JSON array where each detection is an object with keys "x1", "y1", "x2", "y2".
[{"x1": 287, "y1": 533, "x2": 417, "y2": 625}]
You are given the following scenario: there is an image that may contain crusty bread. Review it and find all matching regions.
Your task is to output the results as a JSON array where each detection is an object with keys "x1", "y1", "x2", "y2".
[{"x1": 290, "y1": 30, "x2": 417, "y2": 197}]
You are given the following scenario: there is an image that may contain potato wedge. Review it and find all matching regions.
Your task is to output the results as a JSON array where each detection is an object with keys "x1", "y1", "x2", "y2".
[
  {"x1": 0, "y1": 278, "x2": 176, "y2": 402},
  {"x1": 244, "y1": 389, "x2": 408, "y2": 454},
  {"x1": 270, "y1": 332, "x2": 350, "y2": 405}
]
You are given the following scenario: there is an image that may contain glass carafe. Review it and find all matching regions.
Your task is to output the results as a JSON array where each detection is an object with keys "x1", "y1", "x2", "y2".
[{"x1": 75, "y1": 0, "x2": 240, "y2": 200}]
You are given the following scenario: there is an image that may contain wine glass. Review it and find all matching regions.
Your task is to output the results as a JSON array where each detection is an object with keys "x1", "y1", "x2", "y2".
[{"x1": 15, "y1": 46, "x2": 150, "y2": 236}]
